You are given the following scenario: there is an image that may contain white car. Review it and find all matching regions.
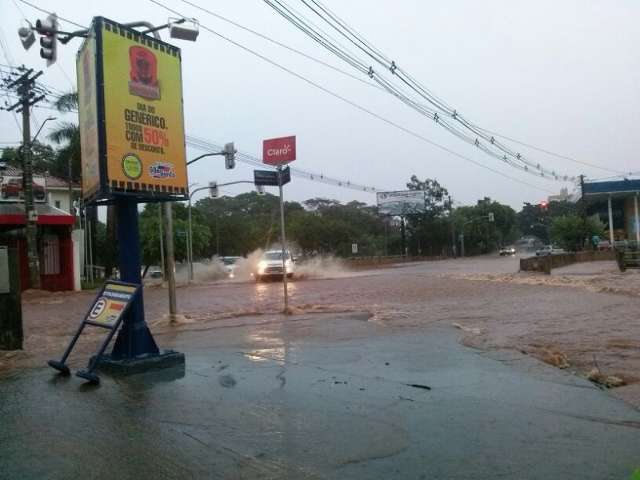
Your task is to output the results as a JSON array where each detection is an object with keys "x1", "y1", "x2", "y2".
[
  {"x1": 254, "y1": 250, "x2": 295, "y2": 281},
  {"x1": 220, "y1": 256, "x2": 241, "y2": 278},
  {"x1": 535, "y1": 245, "x2": 565, "y2": 256}
]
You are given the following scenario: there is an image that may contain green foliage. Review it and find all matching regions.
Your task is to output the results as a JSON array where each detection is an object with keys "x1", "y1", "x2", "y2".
[
  {"x1": 517, "y1": 200, "x2": 577, "y2": 243},
  {"x1": 404, "y1": 176, "x2": 452, "y2": 255},
  {"x1": 455, "y1": 198, "x2": 518, "y2": 254},
  {"x1": 549, "y1": 215, "x2": 605, "y2": 251},
  {"x1": 139, "y1": 203, "x2": 211, "y2": 266}
]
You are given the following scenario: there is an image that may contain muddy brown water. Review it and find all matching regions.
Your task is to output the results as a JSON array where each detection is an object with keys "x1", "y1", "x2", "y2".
[{"x1": 4, "y1": 255, "x2": 640, "y2": 407}]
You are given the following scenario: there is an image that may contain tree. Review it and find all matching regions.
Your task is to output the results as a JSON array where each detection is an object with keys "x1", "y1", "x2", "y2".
[
  {"x1": 47, "y1": 92, "x2": 81, "y2": 182},
  {"x1": 454, "y1": 198, "x2": 518, "y2": 254},
  {"x1": 139, "y1": 203, "x2": 210, "y2": 266},
  {"x1": 549, "y1": 215, "x2": 605, "y2": 252},
  {"x1": 0, "y1": 142, "x2": 57, "y2": 173},
  {"x1": 517, "y1": 200, "x2": 577, "y2": 244},
  {"x1": 404, "y1": 175, "x2": 451, "y2": 256}
]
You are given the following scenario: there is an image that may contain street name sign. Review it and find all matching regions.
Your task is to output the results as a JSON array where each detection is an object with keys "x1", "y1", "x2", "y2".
[{"x1": 254, "y1": 167, "x2": 291, "y2": 186}]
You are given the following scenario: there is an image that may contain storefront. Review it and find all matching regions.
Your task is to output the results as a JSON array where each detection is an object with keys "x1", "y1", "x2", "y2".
[
  {"x1": 0, "y1": 203, "x2": 75, "y2": 291},
  {"x1": 583, "y1": 179, "x2": 640, "y2": 244}
]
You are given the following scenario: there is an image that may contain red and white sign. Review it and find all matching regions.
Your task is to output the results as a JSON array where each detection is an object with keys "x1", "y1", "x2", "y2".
[{"x1": 263, "y1": 135, "x2": 296, "y2": 166}]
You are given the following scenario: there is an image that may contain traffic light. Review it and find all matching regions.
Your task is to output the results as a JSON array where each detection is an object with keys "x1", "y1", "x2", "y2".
[
  {"x1": 488, "y1": 212, "x2": 495, "y2": 222},
  {"x1": 209, "y1": 181, "x2": 218, "y2": 198},
  {"x1": 18, "y1": 24, "x2": 35, "y2": 50},
  {"x1": 224, "y1": 142, "x2": 236, "y2": 169},
  {"x1": 35, "y1": 13, "x2": 58, "y2": 66}
]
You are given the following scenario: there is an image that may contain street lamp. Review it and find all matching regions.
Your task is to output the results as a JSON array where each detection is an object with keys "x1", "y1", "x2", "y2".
[{"x1": 32, "y1": 116, "x2": 56, "y2": 143}]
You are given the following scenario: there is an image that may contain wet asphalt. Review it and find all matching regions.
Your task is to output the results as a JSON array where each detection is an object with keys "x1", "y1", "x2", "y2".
[{"x1": 1, "y1": 310, "x2": 639, "y2": 479}]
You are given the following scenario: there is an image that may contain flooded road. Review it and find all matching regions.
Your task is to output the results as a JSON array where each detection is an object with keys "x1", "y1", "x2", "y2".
[
  {"x1": 3, "y1": 255, "x2": 640, "y2": 478},
  {"x1": 6, "y1": 255, "x2": 640, "y2": 407}
]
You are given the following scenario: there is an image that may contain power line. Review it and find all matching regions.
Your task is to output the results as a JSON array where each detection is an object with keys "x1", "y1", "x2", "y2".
[
  {"x1": 272, "y1": 0, "x2": 595, "y2": 182},
  {"x1": 186, "y1": 135, "x2": 383, "y2": 193},
  {"x1": 16, "y1": 0, "x2": 88, "y2": 29},
  {"x1": 473, "y1": 125, "x2": 628, "y2": 175},
  {"x1": 176, "y1": 0, "x2": 383, "y2": 92},
  {"x1": 149, "y1": 0, "x2": 556, "y2": 195}
]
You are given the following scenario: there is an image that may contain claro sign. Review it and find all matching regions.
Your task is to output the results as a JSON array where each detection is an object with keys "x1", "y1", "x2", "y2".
[{"x1": 263, "y1": 135, "x2": 296, "y2": 166}]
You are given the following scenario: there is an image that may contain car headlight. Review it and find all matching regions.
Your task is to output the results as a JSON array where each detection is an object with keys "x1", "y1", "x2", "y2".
[{"x1": 257, "y1": 261, "x2": 267, "y2": 274}]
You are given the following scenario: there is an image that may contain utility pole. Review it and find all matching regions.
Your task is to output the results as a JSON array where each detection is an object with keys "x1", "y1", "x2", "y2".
[
  {"x1": 579, "y1": 174, "x2": 586, "y2": 220},
  {"x1": 2, "y1": 68, "x2": 45, "y2": 289},
  {"x1": 448, "y1": 195, "x2": 456, "y2": 258}
]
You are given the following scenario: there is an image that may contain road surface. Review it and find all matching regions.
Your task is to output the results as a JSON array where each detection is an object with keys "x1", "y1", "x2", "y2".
[{"x1": 1, "y1": 255, "x2": 639, "y2": 478}]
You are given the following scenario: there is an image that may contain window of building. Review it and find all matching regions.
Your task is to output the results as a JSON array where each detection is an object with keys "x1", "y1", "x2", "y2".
[{"x1": 55, "y1": 200, "x2": 61, "y2": 209}]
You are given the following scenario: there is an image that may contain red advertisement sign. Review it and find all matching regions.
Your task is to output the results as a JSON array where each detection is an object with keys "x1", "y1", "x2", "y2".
[{"x1": 263, "y1": 136, "x2": 296, "y2": 165}]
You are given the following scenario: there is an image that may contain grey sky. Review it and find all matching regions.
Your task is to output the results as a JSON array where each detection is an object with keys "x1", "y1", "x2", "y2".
[{"x1": 1, "y1": 0, "x2": 638, "y2": 209}]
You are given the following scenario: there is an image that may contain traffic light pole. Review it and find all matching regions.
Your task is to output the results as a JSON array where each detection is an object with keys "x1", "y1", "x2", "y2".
[{"x1": 186, "y1": 181, "x2": 254, "y2": 281}]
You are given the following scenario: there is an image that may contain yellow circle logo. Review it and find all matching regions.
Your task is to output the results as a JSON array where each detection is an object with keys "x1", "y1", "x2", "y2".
[{"x1": 122, "y1": 153, "x2": 142, "y2": 180}]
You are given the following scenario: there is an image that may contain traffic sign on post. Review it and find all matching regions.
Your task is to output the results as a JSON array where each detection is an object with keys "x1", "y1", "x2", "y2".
[
  {"x1": 254, "y1": 167, "x2": 290, "y2": 187},
  {"x1": 263, "y1": 136, "x2": 296, "y2": 166}
]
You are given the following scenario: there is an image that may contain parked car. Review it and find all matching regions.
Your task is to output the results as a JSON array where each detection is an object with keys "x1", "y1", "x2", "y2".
[
  {"x1": 535, "y1": 245, "x2": 565, "y2": 256},
  {"x1": 253, "y1": 250, "x2": 295, "y2": 281},
  {"x1": 147, "y1": 266, "x2": 163, "y2": 279},
  {"x1": 1, "y1": 178, "x2": 46, "y2": 201},
  {"x1": 499, "y1": 246, "x2": 516, "y2": 256},
  {"x1": 220, "y1": 256, "x2": 241, "y2": 278}
]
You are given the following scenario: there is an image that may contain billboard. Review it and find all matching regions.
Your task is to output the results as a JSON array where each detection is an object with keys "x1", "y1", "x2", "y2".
[
  {"x1": 77, "y1": 17, "x2": 188, "y2": 202},
  {"x1": 0, "y1": 176, "x2": 46, "y2": 203},
  {"x1": 376, "y1": 190, "x2": 426, "y2": 216},
  {"x1": 263, "y1": 136, "x2": 296, "y2": 166},
  {"x1": 77, "y1": 33, "x2": 100, "y2": 199}
]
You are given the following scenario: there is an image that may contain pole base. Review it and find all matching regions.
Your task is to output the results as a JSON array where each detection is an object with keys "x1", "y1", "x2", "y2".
[
  {"x1": 76, "y1": 369, "x2": 100, "y2": 384},
  {"x1": 91, "y1": 350, "x2": 185, "y2": 376},
  {"x1": 47, "y1": 360, "x2": 70, "y2": 376}
]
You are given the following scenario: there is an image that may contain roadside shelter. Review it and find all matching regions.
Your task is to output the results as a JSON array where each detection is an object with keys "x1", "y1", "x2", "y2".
[
  {"x1": 0, "y1": 203, "x2": 75, "y2": 291},
  {"x1": 582, "y1": 179, "x2": 640, "y2": 244}
]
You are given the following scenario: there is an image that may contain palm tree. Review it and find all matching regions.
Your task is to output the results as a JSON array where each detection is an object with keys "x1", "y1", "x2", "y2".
[{"x1": 47, "y1": 92, "x2": 81, "y2": 183}]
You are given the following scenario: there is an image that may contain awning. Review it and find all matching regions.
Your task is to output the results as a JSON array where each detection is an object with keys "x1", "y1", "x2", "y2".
[
  {"x1": 583, "y1": 179, "x2": 640, "y2": 199},
  {"x1": 0, "y1": 203, "x2": 75, "y2": 226}
]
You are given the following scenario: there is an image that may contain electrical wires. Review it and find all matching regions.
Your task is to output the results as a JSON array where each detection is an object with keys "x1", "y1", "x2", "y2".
[
  {"x1": 149, "y1": 0, "x2": 556, "y2": 195},
  {"x1": 264, "y1": 0, "x2": 586, "y2": 182},
  {"x1": 186, "y1": 135, "x2": 382, "y2": 193}
]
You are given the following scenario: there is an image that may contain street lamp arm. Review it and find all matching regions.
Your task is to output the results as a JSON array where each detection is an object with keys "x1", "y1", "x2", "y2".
[
  {"x1": 189, "y1": 181, "x2": 255, "y2": 200},
  {"x1": 187, "y1": 152, "x2": 224, "y2": 166}
]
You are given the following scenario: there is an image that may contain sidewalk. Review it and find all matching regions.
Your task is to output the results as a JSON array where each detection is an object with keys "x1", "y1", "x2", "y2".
[{"x1": 1, "y1": 314, "x2": 639, "y2": 479}]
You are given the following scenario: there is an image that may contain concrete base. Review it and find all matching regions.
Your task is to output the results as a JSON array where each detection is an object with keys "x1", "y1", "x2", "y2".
[{"x1": 93, "y1": 350, "x2": 185, "y2": 376}]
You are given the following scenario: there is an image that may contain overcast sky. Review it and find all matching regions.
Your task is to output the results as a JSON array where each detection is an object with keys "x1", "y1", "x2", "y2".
[{"x1": 1, "y1": 0, "x2": 638, "y2": 209}]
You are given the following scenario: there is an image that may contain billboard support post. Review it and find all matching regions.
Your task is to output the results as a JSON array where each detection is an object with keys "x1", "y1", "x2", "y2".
[
  {"x1": 70, "y1": 17, "x2": 190, "y2": 372},
  {"x1": 110, "y1": 197, "x2": 159, "y2": 358}
]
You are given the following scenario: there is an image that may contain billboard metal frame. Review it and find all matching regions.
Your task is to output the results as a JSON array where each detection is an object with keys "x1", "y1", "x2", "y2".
[{"x1": 78, "y1": 17, "x2": 188, "y2": 205}]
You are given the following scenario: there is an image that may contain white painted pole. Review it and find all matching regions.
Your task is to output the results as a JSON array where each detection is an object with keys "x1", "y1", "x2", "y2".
[
  {"x1": 634, "y1": 193, "x2": 639, "y2": 243},
  {"x1": 608, "y1": 195, "x2": 614, "y2": 244}
]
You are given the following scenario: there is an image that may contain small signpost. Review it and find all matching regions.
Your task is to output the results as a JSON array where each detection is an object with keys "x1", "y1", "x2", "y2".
[
  {"x1": 48, "y1": 280, "x2": 140, "y2": 384},
  {"x1": 254, "y1": 166, "x2": 290, "y2": 187},
  {"x1": 262, "y1": 136, "x2": 296, "y2": 312}
]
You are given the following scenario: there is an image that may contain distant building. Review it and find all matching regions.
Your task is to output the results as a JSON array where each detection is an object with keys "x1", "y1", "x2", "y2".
[
  {"x1": 0, "y1": 165, "x2": 81, "y2": 291},
  {"x1": 548, "y1": 187, "x2": 571, "y2": 203},
  {"x1": 582, "y1": 179, "x2": 640, "y2": 244}
]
